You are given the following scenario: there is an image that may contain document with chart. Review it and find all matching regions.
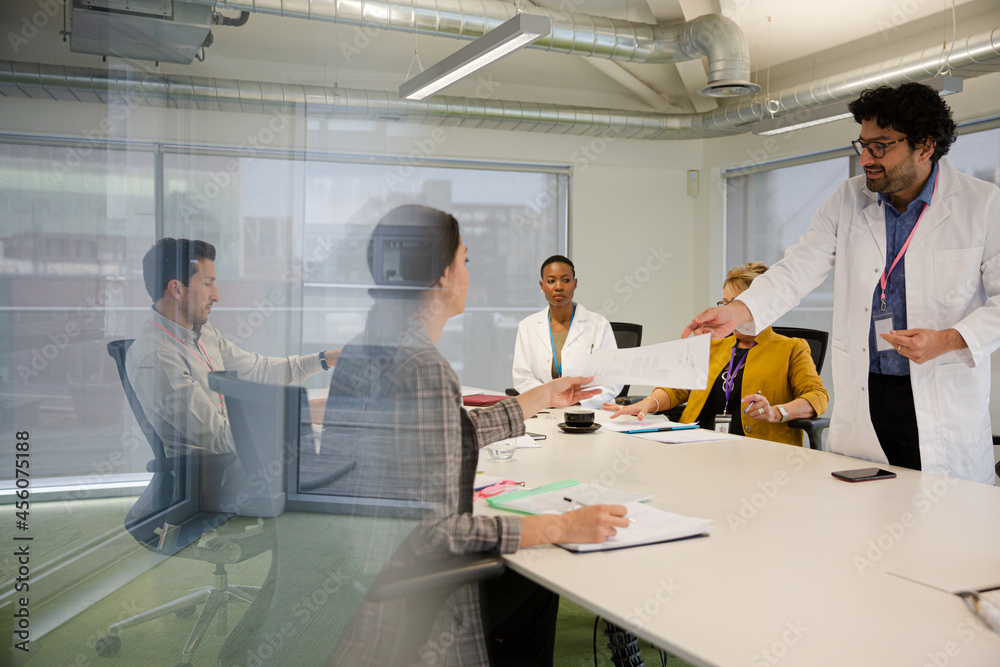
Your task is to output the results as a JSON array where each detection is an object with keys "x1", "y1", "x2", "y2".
[{"x1": 583, "y1": 334, "x2": 710, "y2": 389}]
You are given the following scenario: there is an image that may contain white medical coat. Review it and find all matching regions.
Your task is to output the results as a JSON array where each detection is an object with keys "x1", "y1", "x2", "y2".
[
  {"x1": 738, "y1": 158, "x2": 1000, "y2": 484},
  {"x1": 512, "y1": 304, "x2": 622, "y2": 410}
]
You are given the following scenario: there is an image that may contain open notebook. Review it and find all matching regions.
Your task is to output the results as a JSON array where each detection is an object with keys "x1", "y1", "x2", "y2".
[{"x1": 488, "y1": 480, "x2": 711, "y2": 552}]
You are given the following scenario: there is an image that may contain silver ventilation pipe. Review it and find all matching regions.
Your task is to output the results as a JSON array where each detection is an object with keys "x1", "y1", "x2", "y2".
[
  {"x1": 191, "y1": 0, "x2": 758, "y2": 95},
  {"x1": 1, "y1": 29, "x2": 998, "y2": 139},
  {"x1": 696, "y1": 28, "x2": 1000, "y2": 133}
]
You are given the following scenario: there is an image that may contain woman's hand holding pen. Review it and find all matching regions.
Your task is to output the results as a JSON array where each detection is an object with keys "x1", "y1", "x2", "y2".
[
  {"x1": 520, "y1": 504, "x2": 630, "y2": 546},
  {"x1": 741, "y1": 392, "x2": 777, "y2": 422}
]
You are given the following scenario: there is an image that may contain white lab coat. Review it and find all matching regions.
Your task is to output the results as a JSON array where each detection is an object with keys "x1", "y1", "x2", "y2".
[
  {"x1": 512, "y1": 304, "x2": 622, "y2": 410},
  {"x1": 738, "y1": 158, "x2": 1000, "y2": 484}
]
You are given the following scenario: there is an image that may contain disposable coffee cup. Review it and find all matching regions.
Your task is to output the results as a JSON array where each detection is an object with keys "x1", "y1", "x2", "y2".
[{"x1": 564, "y1": 409, "x2": 595, "y2": 427}]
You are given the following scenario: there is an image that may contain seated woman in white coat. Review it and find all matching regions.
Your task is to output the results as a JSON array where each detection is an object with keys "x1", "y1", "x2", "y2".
[{"x1": 512, "y1": 255, "x2": 621, "y2": 409}]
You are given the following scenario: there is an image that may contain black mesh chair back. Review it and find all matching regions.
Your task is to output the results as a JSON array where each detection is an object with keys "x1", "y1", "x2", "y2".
[
  {"x1": 609, "y1": 322, "x2": 643, "y2": 398},
  {"x1": 107, "y1": 339, "x2": 171, "y2": 471},
  {"x1": 770, "y1": 327, "x2": 831, "y2": 449},
  {"x1": 772, "y1": 326, "x2": 829, "y2": 374}
]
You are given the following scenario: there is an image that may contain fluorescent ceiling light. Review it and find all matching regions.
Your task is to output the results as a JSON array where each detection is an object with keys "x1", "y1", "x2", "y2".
[
  {"x1": 754, "y1": 104, "x2": 853, "y2": 136},
  {"x1": 400, "y1": 13, "x2": 551, "y2": 101},
  {"x1": 751, "y1": 76, "x2": 963, "y2": 136}
]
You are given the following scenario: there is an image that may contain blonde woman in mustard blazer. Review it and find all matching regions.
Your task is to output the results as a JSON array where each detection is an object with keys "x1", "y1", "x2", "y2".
[{"x1": 607, "y1": 263, "x2": 829, "y2": 447}]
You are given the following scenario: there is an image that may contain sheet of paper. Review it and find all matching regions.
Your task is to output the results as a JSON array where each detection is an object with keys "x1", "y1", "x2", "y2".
[
  {"x1": 602, "y1": 415, "x2": 674, "y2": 432},
  {"x1": 583, "y1": 335, "x2": 710, "y2": 389},
  {"x1": 495, "y1": 482, "x2": 653, "y2": 515},
  {"x1": 487, "y1": 434, "x2": 541, "y2": 449},
  {"x1": 559, "y1": 501, "x2": 712, "y2": 553},
  {"x1": 635, "y1": 428, "x2": 741, "y2": 444}
]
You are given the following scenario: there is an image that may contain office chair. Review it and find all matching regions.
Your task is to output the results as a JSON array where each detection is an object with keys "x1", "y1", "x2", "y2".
[
  {"x1": 660, "y1": 328, "x2": 831, "y2": 450},
  {"x1": 994, "y1": 436, "x2": 999, "y2": 480},
  {"x1": 609, "y1": 321, "x2": 643, "y2": 400},
  {"x1": 505, "y1": 322, "x2": 643, "y2": 400},
  {"x1": 772, "y1": 327, "x2": 831, "y2": 450},
  {"x1": 365, "y1": 553, "x2": 505, "y2": 666},
  {"x1": 99, "y1": 340, "x2": 272, "y2": 666}
]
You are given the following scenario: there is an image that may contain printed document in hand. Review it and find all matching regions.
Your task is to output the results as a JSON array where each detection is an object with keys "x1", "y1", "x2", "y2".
[
  {"x1": 560, "y1": 501, "x2": 712, "y2": 553},
  {"x1": 583, "y1": 335, "x2": 710, "y2": 389}
]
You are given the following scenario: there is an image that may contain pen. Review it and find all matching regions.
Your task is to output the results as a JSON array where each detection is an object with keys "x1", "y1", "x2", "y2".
[
  {"x1": 563, "y1": 497, "x2": 635, "y2": 522},
  {"x1": 622, "y1": 424, "x2": 698, "y2": 434},
  {"x1": 743, "y1": 390, "x2": 762, "y2": 415}
]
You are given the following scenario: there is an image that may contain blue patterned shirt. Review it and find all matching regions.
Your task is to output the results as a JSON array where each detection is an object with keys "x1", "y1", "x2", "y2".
[{"x1": 868, "y1": 162, "x2": 938, "y2": 375}]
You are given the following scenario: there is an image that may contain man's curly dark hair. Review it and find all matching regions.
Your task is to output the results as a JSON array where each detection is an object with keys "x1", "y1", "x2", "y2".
[{"x1": 848, "y1": 82, "x2": 957, "y2": 162}]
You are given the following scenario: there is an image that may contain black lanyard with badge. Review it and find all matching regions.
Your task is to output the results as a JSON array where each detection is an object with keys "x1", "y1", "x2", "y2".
[{"x1": 716, "y1": 342, "x2": 755, "y2": 434}]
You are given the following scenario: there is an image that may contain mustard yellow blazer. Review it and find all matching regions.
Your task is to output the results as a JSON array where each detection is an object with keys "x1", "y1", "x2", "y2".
[{"x1": 659, "y1": 328, "x2": 829, "y2": 447}]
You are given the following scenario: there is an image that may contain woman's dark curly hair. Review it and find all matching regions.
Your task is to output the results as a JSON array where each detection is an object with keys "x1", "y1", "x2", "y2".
[{"x1": 848, "y1": 82, "x2": 957, "y2": 162}]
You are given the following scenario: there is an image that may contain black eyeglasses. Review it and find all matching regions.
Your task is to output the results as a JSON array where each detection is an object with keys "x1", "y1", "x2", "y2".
[
  {"x1": 716, "y1": 299, "x2": 732, "y2": 308},
  {"x1": 851, "y1": 138, "x2": 905, "y2": 159}
]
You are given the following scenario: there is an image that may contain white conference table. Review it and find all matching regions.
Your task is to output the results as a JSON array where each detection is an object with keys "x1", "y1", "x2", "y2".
[{"x1": 477, "y1": 409, "x2": 1000, "y2": 667}]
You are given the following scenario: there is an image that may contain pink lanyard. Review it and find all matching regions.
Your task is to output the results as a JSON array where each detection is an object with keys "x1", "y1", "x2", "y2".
[
  {"x1": 879, "y1": 171, "x2": 938, "y2": 309},
  {"x1": 149, "y1": 320, "x2": 225, "y2": 406}
]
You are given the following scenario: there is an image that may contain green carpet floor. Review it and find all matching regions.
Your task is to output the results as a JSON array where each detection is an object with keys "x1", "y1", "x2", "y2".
[
  {"x1": 554, "y1": 597, "x2": 697, "y2": 667},
  {"x1": 12, "y1": 497, "x2": 698, "y2": 666}
]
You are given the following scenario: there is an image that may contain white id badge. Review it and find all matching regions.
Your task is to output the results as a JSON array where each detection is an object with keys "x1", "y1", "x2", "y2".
[
  {"x1": 874, "y1": 309, "x2": 895, "y2": 352},
  {"x1": 715, "y1": 414, "x2": 731, "y2": 434}
]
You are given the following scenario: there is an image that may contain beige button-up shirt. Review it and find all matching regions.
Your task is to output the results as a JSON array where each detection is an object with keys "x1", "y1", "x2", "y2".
[{"x1": 126, "y1": 308, "x2": 324, "y2": 455}]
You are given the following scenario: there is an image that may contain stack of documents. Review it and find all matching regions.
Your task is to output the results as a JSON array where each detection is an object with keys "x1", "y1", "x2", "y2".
[
  {"x1": 604, "y1": 416, "x2": 741, "y2": 443},
  {"x1": 488, "y1": 480, "x2": 711, "y2": 552}
]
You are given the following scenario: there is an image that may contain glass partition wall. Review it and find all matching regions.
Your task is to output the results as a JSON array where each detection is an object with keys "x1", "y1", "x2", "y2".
[{"x1": 0, "y1": 128, "x2": 567, "y2": 663}]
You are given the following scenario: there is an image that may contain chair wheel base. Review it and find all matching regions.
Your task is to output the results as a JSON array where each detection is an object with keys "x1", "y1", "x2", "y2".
[{"x1": 95, "y1": 635, "x2": 121, "y2": 657}]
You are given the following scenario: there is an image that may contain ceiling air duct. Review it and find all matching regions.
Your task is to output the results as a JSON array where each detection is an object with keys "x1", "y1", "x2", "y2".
[{"x1": 68, "y1": 0, "x2": 247, "y2": 65}]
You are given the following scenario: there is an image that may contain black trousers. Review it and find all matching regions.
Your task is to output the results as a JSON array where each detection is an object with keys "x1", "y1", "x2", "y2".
[
  {"x1": 480, "y1": 569, "x2": 559, "y2": 666},
  {"x1": 868, "y1": 372, "x2": 921, "y2": 471}
]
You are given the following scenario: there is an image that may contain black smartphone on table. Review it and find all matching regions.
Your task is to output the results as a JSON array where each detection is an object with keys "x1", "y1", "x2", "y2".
[
  {"x1": 831, "y1": 467, "x2": 896, "y2": 482},
  {"x1": 527, "y1": 432, "x2": 546, "y2": 441}
]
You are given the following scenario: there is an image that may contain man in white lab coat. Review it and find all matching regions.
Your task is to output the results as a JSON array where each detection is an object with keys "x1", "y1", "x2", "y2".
[{"x1": 684, "y1": 82, "x2": 1000, "y2": 484}]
